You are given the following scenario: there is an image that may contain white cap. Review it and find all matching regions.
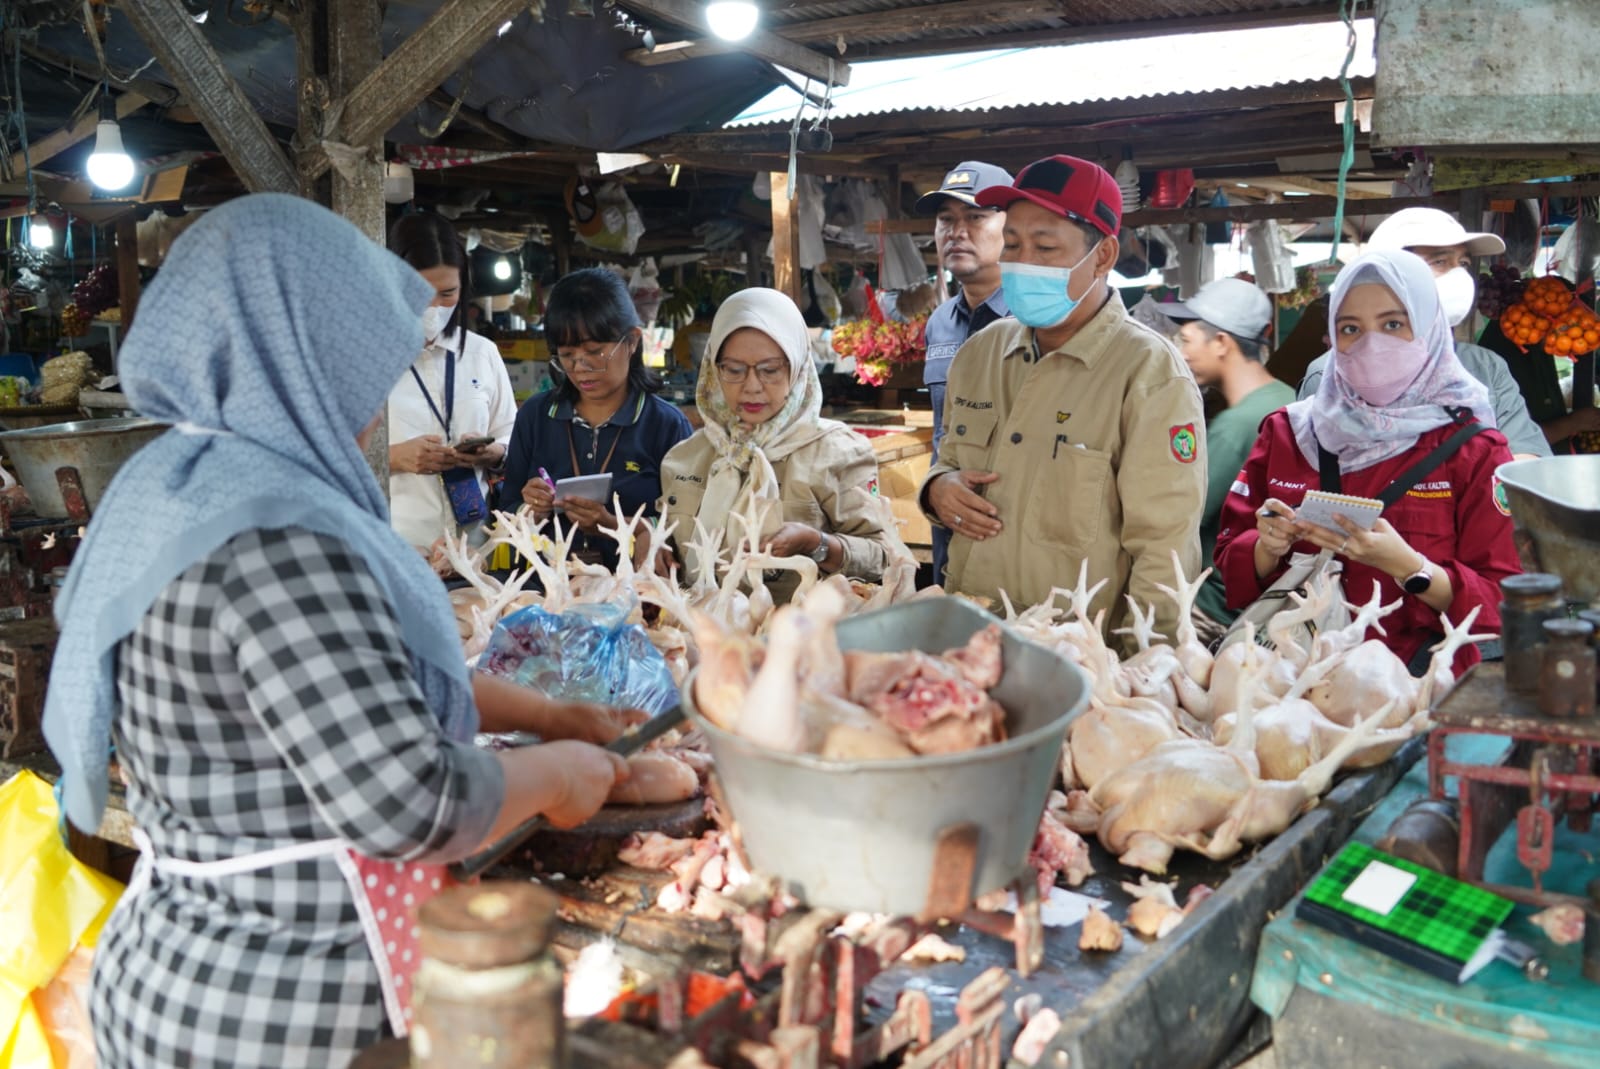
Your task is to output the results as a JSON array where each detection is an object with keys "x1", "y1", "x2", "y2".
[
  {"x1": 1369, "y1": 207, "x2": 1505, "y2": 257},
  {"x1": 1164, "y1": 277, "x2": 1273, "y2": 343}
]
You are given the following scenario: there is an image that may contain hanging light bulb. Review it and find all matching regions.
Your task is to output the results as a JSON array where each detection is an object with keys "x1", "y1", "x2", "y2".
[
  {"x1": 706, "y1": 0, "x2": 758, "y2": 41},
  {"x1": 28, "y1": 213, "x2": 54, "y2": 250},
  {"x1": 1114, "y1": 150, "x2": 1141, "y2": 214},
  {"x1": 87, "y1": 91, "x2": 136, "y2": 191},
  {"x1": 493, "y1": 257, "x2": 513, "y2": 281}
]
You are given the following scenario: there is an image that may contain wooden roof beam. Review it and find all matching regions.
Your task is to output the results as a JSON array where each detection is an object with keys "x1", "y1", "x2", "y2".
[
  {"x1": 332, "y1": 0, "x2": 531, "y2": 161},
  {"x1": 820, "y1": 2, "x2": 1373, "y2": 62},
  {"x1": 119, "y1": 0, "x2": 298, "y2": 194},
  {"x1": 778, "y1": 0, "x2": 1065, "y2": 43},
  {"x1": 618, "y1": 0, "x2": 851, "y2": 86}
]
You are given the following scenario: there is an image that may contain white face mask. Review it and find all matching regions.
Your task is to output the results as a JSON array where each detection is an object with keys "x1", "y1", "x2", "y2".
[
  {"x1": 422, "y1": 304, "x2": 454, "y2": 342},
  {"x1": 1435, "y1": 267, "x2": 1476, "y2": 327}
]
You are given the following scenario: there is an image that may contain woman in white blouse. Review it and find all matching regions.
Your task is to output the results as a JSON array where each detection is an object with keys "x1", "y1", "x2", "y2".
[{"x1": 386, "y1": 213, "x2": 517, "y2": 549}]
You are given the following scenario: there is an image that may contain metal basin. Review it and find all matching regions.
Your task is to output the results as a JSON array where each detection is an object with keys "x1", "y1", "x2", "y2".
[
  {"x1": 0, "y1": 417, "x2": 166, "y2": 519},
  {"x1": 1497, "y1": 456, "x2": 1600, "y2": 606},
  {"x1": 682, "y1": 598, "x2": 1090, "y2": 917}
]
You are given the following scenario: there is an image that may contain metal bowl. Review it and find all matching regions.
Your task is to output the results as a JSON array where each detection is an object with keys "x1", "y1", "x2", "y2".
[
  {"x1": 682, "y1": 597, "x2": 1090, "y2": 917},
  {"x1": 0, "y1": 417, "x2": 167, "y2": 519},
  {"x1": 1497, "y1": 456, "x2": 1600, "y2": 605}
]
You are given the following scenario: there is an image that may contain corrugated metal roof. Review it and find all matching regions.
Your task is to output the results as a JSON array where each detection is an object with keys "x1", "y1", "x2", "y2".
[{"x1": 728, "y1": 18, "x2": 1375, "y2": 127}]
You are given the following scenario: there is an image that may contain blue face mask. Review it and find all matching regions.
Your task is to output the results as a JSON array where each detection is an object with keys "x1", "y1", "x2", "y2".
[{"x1": 999, "y1": 242, "x2": 1101, "y2": 329}]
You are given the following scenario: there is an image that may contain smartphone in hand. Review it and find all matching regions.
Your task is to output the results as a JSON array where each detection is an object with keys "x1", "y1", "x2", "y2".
[{"x1": 455, "y1": 435, "x2": 495, "y2": 453}]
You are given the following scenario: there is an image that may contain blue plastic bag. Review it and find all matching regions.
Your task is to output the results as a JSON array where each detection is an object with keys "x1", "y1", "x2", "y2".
[{"x1": 478, "y1": 601, "x2": 678, "y2": 717}]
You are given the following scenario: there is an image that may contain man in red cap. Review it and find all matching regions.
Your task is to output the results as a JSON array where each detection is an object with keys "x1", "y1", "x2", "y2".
[{"x1": 918, "y1": 154, "x2": 1206, "y2": 648}]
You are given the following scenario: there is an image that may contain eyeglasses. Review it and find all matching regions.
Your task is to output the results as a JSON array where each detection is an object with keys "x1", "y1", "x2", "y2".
[
  {"x1": 715, "y1": 360, "x2": 789, "y2": 385},
  {"x1": 556, "y1": 338, "x2": 625, "y2": 373}
]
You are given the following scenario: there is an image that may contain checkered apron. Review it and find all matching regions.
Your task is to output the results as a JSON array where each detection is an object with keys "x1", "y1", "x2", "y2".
[{"x1": 124, "y1": 829, "x2": 458, "y2": 1036}]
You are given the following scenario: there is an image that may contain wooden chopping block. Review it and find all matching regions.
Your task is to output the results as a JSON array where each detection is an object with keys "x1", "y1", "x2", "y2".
[{"x1": 496, "y1": 797, "x2": 710, "y2": 878}]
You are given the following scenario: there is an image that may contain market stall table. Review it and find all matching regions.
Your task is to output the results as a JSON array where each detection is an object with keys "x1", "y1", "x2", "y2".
[
  {"x1": 470, "y1": 740, "x2": 1426, "y2": 1069},
  {"x1": 1253, "y1": 734, "x2": 1600, "y2": 1069}
]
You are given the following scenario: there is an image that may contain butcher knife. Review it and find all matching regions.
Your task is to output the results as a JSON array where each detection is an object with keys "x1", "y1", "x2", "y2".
[{"x1": 450, "y1": 704, "x2": 687, "y2": 881}]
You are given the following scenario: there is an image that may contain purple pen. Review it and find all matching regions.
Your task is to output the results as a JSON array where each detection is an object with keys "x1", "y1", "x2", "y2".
[{"x1": 537, "y1": 467, "x2": 556, "y2": 492}]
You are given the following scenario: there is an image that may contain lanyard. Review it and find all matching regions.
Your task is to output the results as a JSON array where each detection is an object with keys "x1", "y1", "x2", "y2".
[
  {"x1": 409, "y1": 351, "x2": 454, "y2": 438},
  {"x1": 568, "y1": 420, "x2": 622, "y2": 477}
]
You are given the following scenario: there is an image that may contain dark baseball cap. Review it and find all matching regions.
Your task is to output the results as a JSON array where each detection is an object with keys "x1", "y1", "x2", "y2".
[
  {"x1": 976, "y1": 154, "x2": 1123, "y2": 238},
  {"x1": 914, "y1": 161, "x2": 1015, "y2": 215}
]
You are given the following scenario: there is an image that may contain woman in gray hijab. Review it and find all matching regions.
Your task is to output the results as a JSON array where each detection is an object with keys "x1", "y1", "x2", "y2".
[{"x1": 45, "y1": 195, "x2": 631, "y2": 1069}]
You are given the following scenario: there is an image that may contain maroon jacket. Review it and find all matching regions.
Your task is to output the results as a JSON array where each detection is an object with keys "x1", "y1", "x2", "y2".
[{"x1": 1215, "y1": 410, "x2": 1521, "y2": 675}]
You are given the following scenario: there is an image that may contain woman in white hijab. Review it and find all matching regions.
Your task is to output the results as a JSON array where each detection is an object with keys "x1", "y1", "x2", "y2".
[
  {"x1": 658, "y1": 288, "x2": 907, "y2": 603},
  {"x1": 1214, "y1": 249, "x2": 1520, "y2": 677}
]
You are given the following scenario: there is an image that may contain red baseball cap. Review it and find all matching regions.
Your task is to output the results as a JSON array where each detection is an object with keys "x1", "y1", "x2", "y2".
[{"x1": 976, "y1": 154, "x2": 1123, "y2": 238}]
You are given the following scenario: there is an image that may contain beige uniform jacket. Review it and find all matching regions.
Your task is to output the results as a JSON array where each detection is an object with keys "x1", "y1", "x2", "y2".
[
  {"x1": 660, "y1": 421, "x2": 905, "y2": 604},
  {"x1": 920, "y1": 294, "x2": 1206, "y2": 648}
]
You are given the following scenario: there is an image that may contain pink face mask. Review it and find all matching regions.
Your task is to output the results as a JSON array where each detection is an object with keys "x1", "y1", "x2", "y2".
[{"x1": 1336, "y1": 332, "x2": 1431, "y2": 406}]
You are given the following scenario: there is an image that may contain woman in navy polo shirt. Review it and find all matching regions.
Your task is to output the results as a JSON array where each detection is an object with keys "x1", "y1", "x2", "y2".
[{"x1": 499, "y1": 269, "x2": 692, "y2": 566}]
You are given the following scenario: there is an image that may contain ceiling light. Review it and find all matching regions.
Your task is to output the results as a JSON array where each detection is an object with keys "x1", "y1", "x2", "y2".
[
  {"x1": 493, "y1": 257, "x2": 513, "y2": 281},
  {"x1": 706, "y1": 0, "x2": 758, "y2": 41},
  {"x1": 28, "y1": 214, "x2": 54, "y2": 249},
  {"x1": 86, "y1": 93, "x2": 136, "y2": 191}
]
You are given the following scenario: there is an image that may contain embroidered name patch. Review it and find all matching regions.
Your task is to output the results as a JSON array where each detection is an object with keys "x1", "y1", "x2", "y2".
[{"x1": 1169, "y1": 423, "x2": 1198, "y2": 464}]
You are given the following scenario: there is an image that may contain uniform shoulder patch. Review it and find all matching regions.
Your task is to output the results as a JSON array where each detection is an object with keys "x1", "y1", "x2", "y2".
[
  {"x1": 867, "y1": 475, "x2": 880, "y2": 496},
  {"x1": 1491, "y1": 473, "x2": 1511, "y2": 517},
  {"x1": 625, "y1": 460, "x2": 642, "y2": 473},
  {"x1": 1169, "y1": 423, "x2": 1198, "y2": 464}
]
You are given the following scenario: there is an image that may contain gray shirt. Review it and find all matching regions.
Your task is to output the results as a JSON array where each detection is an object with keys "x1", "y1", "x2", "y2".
[{"x1": 1298, "y1": 341, "x2": 1551, "y2": 458}]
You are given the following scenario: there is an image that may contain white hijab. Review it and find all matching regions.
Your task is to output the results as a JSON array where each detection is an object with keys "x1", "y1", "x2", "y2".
[
  {"x1": 1286, "y1": 249, "x2": 1493, "y2": 473},
  {"x1": 693, "y1": 288, "x2": 832, "y2": 547}
]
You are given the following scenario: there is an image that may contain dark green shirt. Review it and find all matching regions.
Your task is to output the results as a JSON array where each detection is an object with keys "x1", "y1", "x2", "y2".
[{"x1": 1196, "y1": 379, "x2": 1297, "y2": 624}]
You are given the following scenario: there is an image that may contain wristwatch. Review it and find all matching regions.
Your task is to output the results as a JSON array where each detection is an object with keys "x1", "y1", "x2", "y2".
[
  {"x1": 809, "y1": 533, "x2": 831, "y2": 565},
  {"x1": 1401, "y1": 556, "x2": 1434, "y2": 596}
]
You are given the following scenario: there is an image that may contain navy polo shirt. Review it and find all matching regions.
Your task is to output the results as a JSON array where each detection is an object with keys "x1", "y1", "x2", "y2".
[
  {"x1": 498, "y1": 387, "x2": 692, "y2": 562},
  {"x1": 922, "y1": 287, "x2": 1009, "y2": 387}
]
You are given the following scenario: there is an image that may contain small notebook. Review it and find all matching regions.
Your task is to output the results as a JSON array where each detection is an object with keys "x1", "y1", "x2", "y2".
[
  {"x1": 1293, "y1": 489, "x2": 1384, "y2": 535},
  {"x1": 555, "y1": 473, "x2": 614, "y2": 503},
  {"x1": 1298, "y1": 842, "x2": 1513, "y2": 985}
]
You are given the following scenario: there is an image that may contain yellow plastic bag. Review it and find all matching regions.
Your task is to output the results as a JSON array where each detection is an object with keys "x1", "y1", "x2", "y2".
[{"x1": 0, "y1": 771, "x2": 124, "y2": 1067}]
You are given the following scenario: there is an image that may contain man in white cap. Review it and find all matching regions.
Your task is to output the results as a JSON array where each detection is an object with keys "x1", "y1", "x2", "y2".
[
  {"x1": 1167, "y1": 277, "x2": 1296, "y2": 630},
  {"x1": 1297, "y1": 207, "x2": 1550, "y2": 459},
  {"x1": 915, "y1": 160, "x2": 1013, "y2": 585}
]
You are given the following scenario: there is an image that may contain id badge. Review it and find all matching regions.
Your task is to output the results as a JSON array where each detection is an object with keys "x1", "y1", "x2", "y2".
[{"x1": 439, "y1": 466, "x2": 488, "y2": 526}]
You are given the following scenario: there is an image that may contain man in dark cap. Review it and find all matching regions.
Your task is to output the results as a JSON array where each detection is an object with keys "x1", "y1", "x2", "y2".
[
  {"x1": 919, "y1": 154, "x2": 1206, "y2": 649},
  {"x1": 915, "y1": 160, "x2": 1013, "y2": 585}
]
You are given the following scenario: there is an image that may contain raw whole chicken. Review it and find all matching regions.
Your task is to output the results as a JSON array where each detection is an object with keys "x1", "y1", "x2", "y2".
[
  {"x1": 607, "y1": 752, "x2": 701, "y2": 806},
  {"x1": 1068, "y1": 657, "x2": 1395, "y2": 874}
]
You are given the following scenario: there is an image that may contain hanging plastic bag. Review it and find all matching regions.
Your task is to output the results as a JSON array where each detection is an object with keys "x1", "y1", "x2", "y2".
[
  {"x1": 477, "y1": 601, "x2": 678, "y2": 718},
  {"x1": 571, "y1": 180, "x2": 646, "y2": 256},
  {"x1": 1, "y1": 770, "x2": 124, "y2": 1068}
]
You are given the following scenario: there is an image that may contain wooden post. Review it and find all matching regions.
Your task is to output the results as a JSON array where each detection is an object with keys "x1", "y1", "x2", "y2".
[
  {"x1": 770, "y1": 172, "x2": 802, "y2": 306},
  {"x1": 742, "y1": 228, "x2": 764, "y2": 289},
  {"x1": 114, "y1": 216, "x2": 140, "y2": 336},
  {"x1": 327, "y1": 0, "x2": 391, "y2": 484}
]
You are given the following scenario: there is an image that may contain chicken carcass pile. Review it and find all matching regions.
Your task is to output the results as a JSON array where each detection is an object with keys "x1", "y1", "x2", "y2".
[{"x1": 1000, "y1": 553, "x2": 1489, "y2": 875}]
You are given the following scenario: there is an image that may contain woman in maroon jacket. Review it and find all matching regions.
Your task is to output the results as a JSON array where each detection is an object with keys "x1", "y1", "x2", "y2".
[{"x1": 1215, "y1": 249, "x2": 1520, "y2": 676}]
